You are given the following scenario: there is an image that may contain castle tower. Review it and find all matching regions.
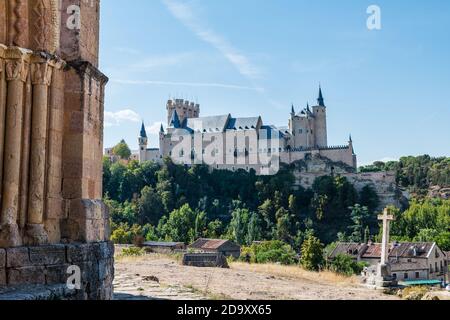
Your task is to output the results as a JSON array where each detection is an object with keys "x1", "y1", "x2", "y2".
[
  {"x1": 166, "y1": 99, "x2": 175, "y2": 126},
  {"x1": 167, "y1": 98, "x2": 200, "y2": 127},
  {"x1": 159, "y1": 124, "x2": 165, "y2": 156},
  {"x1": 139, "y1": 122, "x2": 148, "y2": 162},
  {"x1": 312, "y1": 86, "x2": 328, "y2": 148}
]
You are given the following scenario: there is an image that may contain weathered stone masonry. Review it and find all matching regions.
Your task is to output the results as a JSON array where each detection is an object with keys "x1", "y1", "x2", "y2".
[{"x1": 0, "y1": 0, "x2": 113, "y2": 299}]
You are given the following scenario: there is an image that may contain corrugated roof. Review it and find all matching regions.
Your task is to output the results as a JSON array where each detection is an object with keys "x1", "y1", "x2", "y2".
[{"x1": 190, "y1": 238, "x2": 236, "y2": 250}]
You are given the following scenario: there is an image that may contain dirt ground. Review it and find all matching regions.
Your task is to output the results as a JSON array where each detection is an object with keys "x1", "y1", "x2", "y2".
[{"x1": 113, "y1": 253, "x2": 398, "y2": 300}]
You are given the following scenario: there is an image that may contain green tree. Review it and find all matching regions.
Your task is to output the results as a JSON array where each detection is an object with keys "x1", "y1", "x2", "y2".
[
  {"x1": 158, "y1": 204, "x2": 205, "y2": 244},
  {"x1": 137, "y1": 186, "x2": 163, "y2": 225},
  {"x1": 112, "y1": 139, "x2": 132, "y2": 160},
  {"x1": 228, "y1": 208, "x2": 250, "y2": 245},
  {"x1": 275, "y1": 208, "x2": 292, "y2": 243},
  {"x1": 300, "y1": 235, "x2": 324, "y2": 271},
  {"x1": 348, "y1": 204, "x2": 370, "y2": 243},
  {"x1": 247, "y1": 212, "x2": 263, "y2": 245}
]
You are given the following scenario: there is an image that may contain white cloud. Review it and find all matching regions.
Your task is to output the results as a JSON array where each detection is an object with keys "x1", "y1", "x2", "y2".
[
  {"x1": 105, "y1": 109, "x2": 141, "y2": 127},
  {"x1": 162, "y1": 0, "x2": 262, "y2": 79},
  {"x1": 111, "y1": 79, "x2": 264, "y2": 92},
  {"x1": 146, "y1": 122, "x2": 165, "y2": 135}
]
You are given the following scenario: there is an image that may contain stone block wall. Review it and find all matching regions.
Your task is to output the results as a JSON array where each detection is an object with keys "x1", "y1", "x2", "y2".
[{"x1": 0, "y1": 242, "x2": 114, "y2": 300}]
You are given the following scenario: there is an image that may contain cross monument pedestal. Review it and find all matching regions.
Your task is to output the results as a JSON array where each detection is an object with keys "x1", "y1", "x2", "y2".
[{"x1": 373, "y1": 208, "x2": 398, "y2": 288}]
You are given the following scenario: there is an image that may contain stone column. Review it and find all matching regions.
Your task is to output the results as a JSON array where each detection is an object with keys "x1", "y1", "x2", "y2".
[
  {"x1": 0, "y1": 47, "x2": 30, "y2": 248},
  {"x1": 25, "y1": 56, "x2": 53, "y2": 245},
  {"x1": 0, "y1": 45, "x2": 7, "y2": 204}
]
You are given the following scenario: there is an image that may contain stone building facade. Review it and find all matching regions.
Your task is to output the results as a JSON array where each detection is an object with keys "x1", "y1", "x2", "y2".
[
  {"x1": 134, "y1": 88, "x2": 357, "y2": 175},
  {"x1": 329, "y1": 242, "x2": 449, "y2": 283},
  {"x1": 0, "y1": 0, "x2": 113, "y2": 300}
]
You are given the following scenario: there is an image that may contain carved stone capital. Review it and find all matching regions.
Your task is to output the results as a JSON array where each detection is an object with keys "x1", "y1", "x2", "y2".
[
  {"x1": 0, "y1": 44, "x2": 6, "y2": 59},
  {"x1": 4, "y1": 47, "x2": 32, "y2": 82},
  {"x1": 30, "y1": 61, "x2": 53, "y2": 86}
]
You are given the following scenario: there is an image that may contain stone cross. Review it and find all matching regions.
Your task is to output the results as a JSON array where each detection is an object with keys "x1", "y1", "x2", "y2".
[{"x1": 378, "y1": 208, "x2": 395, "y2": 265}]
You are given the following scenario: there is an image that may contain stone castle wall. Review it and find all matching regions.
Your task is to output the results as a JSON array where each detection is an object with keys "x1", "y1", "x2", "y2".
[{"x1": 291, "y1": 155, "x2": 403, "y2": 210}]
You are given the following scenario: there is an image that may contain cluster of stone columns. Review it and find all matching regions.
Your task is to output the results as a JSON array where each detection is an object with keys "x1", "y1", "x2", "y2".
[{"x1": 0, "y1": 45, "x2": 64, "y2": 247}]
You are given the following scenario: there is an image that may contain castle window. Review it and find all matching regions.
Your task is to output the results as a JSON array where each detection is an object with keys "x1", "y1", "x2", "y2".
[
  {"x1": 415, "y1": 272, "x2": 420, "y2": 279},
  {"x1": 299, "y1": 129, "x2": 303, "y2": 134}
]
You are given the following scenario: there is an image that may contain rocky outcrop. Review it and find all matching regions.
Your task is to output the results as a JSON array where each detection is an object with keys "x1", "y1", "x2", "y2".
[{"x1": 290, "y1": 155, "x2": 406, "y2": 210}]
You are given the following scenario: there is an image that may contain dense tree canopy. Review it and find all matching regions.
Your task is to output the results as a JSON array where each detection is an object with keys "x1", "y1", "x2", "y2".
[
  {"x1": 104, "y1": 149, "x2": 448, "y2": 259},
  {"x1": 104, "y1": 157, "x2": 382, "y2": 247},
  {"x1": 360, "y1": 155, "x2": 450, "y2": 193}
]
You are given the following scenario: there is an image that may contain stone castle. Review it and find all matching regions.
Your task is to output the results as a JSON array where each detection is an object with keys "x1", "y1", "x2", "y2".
[
  {"x1": 129, "y1": 87, "x2": 357, "y2": 175},
  {"x1": 0, "y1": 0, "x2": 113, "y2": 299}
]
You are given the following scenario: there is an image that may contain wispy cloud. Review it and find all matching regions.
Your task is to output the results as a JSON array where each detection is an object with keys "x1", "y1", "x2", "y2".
[
  {"x1": 105, "y1": 109, "x2": 141, "y2": 127},
  {"x1": 130, "y1": 52, "x2": 193, "y2": 71},
  {"x1": 162, "y1": 0, "x2": 262, "y2": 79},
  {"x1": 111, "y1": 79, "x2": 264, "y2": 92}
]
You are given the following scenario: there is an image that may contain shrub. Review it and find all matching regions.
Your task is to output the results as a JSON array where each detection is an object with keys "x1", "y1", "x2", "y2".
[
  {"x1": 400, "y1": 286, "x2": 430, "y2": 300},
  {"x1": 328, "y1": 254, "x2": 367, "y2": 276},
  {"x1": 121, "y1": 247, "x2": 145, "y2": 257},
  {"x1": 239, "y1": 241, "x2": 297, "y2": 265}
]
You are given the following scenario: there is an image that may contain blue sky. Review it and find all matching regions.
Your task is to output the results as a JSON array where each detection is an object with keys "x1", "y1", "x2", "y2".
[{"x1": 100, "y1": 0, "x2": 450, "y2": 165}]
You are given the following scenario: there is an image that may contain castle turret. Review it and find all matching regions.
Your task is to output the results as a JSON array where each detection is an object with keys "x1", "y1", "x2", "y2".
[
  {"x1": 138, "y1": 122, "x2": 148, "y2": 162},
  {"x1": 318, "y1": 86, "x2": 325, "y2": 107},
  {"x1": 159, "y1": 124, "x2": 165, "y2": 156},
  {"x1": 312, "y1": 86, "x2": 328, "y2": 148},
  {"x1": 349, "y1": 134, "x2": 358, "y2": 169},
  {"x1": 169, "y1": 109, "x2": 181, "y2": 128}
]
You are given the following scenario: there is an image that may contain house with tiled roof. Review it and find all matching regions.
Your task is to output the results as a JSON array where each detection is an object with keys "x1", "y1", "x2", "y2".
[{"x1": 329, "y1": 242, "x2": 449, "y2": 282}]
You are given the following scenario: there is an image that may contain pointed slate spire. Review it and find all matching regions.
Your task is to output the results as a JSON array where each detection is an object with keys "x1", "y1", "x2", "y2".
[
  {"x1": 349, "y1": 134, "x2": 355, "y2": 154},
  {"x1": 181, "y1": 117, "x2": 188, "y2": 128},
  {"x1": 140, "y1": 121, "x2": 147, "y2": 138},
  {"x1": 169, "y1": 110, "x2": 181, "y2": 128},
  {"x1": 317, "y1": 85, "x2": 325, "y2": 106},
  {"x1": 160, "y1": 123, "x2": 165, "y2": 133},
  {"x1": 307, "y1": 102, "x2": 311, "y2": 112},
  {"x1": 291, "y1": 104, "x2": 295, "y2": 117}
]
